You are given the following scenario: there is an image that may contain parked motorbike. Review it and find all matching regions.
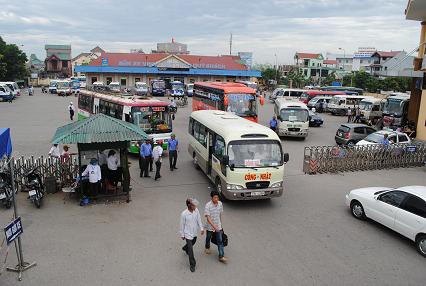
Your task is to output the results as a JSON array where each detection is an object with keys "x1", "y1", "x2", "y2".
[
  {"x1": 25, "y1": 167, "x2": 44, "y2": 208},
  {"x1": 0, "y1": 169, "x2": 13, "y2": 209}
]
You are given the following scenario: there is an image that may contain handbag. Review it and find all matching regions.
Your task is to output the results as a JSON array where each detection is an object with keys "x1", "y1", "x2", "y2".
[{"x1": 210, "y1": 230, "x2": 228, "y2": 247}]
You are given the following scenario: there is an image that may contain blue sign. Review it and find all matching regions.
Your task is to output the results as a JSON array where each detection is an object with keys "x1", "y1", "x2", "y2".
[
  {"x1": 4, "y1": 217, "x2": 23, "y2": 245},
  {"x1": 331, "y1": 81, "x2": 342, "y2": 86},
  {"x1": 406, "y1": 145, "x2": 417, "y2": 153},
  {"x1": 101, "y1": 57, "x2": 108, "y2": 66}
]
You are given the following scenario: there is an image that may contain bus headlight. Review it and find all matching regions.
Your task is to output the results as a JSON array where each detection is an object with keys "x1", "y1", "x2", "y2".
[
  {"x1": 270, "y1": 181, "x2": 283, "y2": 188},
  {"x1": 227, "y1": 184, "x2": 243, "y2": 190}
]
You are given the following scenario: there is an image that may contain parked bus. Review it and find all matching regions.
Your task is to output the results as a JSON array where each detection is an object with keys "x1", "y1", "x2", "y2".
[
  {"x1": 299, "y1": 90, "x2": 345, "y2": 104},
  {"x1": 274, "y1": 88, "x2": 307, "y2": 101},
  {"x1": 382, "y1": 94, "x2": 410, "y2": 129},
  {"x1": 49, "y1": 80, "x2": 58, "y2": 94},
  {"x1": 168, "y1": 81, "x2": 185, "y2": 98},
  {"x1": 321, "y1": 86, "x2": 364, "y2": 95},
  {"x1": 274, "y1": 99, "x2": 309, "y2": 138},
  {"x1": 78, "y1": 90, "x2": 173, "y2": 152},
  {"x1": 327, "y1": 94, "x2": 368, "y2": 115},
  {"x1": 193, "y1": 82, "x2": 264, "y2": 122},
  {"x1": 236, "y1": 80, "x2": 258, "y2": 90},
  {"x1": 150, "y1": 79, "x2": 166, "y2": 96},
  {"x1": 56, "y1": 80, "x2": 72, "y2": 96},
  {"x1": 188, "y1": 110, "x2": 289, "y2": 200},
  {"x1": 359, "y1": 97, "x2": 386, "y2": 124}
]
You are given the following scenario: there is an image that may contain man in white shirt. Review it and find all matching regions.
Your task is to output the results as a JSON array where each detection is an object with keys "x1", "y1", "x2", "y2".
[
  {"x1": 68, "y1": 102, "x2": 75, "y2": 120},
  {"x1": 180, "y1": 198, "x2": 204, "y2": 272},
  {"x1": 82, "y1": 158, "x2": 101, "y2": 197},
  {"x1": 152, "y1": 141, "x2": 163, "y2": 181},
  {"x1": 48, "y1": 144, "x2": 61, "y2": 159}
]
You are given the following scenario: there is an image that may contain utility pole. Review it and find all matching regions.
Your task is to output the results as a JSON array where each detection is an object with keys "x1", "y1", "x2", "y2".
[{"x1": 229, "y1": 33, "x2": 233, "y2": 56}]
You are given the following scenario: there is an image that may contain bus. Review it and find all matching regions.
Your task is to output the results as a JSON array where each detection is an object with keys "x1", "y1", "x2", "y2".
[
  {"x1": 383, "y1": 94, "x2": 410, "y2": 129},
  {"x1": 272, "y1": 88, "x2": 307, "y2": 101},
  {"x1": 299, "y1": 90, "x2": 345, "y2": 104},
  {"x1": 188, "y1": 110, "x2": 289, "y2": 200},
  {"x1": 321, "y1": 86, "x2": 364, "y2": 95},
  {"x1": 193, "y1": 82, "x2": 264, "y2": 122},
  {"x1": 78, "y1": 90, "x2": 173, "y2": 153},
  {"x1": 150, "y1": 79, "x2": 166, "y2": 96},
  {"x1": 359, "y1": 97, "x2": 386, "y2": 124},
  {"x1": 236, "y1": 80, "x2": 258, "y2": 90},
  {"x1": 56, "y1": 80, "x2": 72, "y2": 96},
  {"x1": 327, "y1": 94, "x2": 368, "y2": 115},
  {"x1": 168, "y1": 81, "x2": 185, "y2": 98},
  {"x1": 274, "y1": 99, "x2": 309, "y2": 138}
]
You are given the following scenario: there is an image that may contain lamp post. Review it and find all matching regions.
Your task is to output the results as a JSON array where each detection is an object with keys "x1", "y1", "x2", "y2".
[{"x1": 274, "y1": 54, "x2": 278, "y2": 84}]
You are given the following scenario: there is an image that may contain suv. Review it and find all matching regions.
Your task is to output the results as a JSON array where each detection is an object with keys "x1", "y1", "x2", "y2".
[
  {"x1": 0, "y1": 85, "x2": 14, "y2": 102},
  {"x1": 335, "y1": 123, "x2": 376, "y2": 146}
]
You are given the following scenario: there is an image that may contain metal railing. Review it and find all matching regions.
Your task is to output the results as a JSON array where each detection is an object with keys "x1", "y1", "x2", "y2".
[{"x1": 303, "y1": 143, "x2": 426, "y2": 174}]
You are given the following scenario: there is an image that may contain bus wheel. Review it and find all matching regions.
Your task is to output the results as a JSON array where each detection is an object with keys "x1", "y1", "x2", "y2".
[{"x1": 193, "y1": 153, "x2": 200, "y2": 170}]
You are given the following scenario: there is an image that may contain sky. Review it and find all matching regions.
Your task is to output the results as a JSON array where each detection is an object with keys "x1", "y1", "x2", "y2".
[{"x1": 0, "y1": 0, "x2": 420, "y2": 65}]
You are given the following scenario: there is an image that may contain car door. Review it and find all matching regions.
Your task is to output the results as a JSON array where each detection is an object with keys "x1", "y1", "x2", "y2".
[
  {"x1": 368, "y1": 191, "x2": 409, "y2": 229},
  {"x1": 394, "y1": 195, "x2": 426, "y2": 240}
]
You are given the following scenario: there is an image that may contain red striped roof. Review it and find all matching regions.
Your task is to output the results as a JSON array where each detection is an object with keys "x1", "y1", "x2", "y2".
[
  {"x1": 323, "y1": 60, "x2": 337, "y2": 65},
  {"x1": 375, "y1": 51, "x2": 401, "y2": 58},
  {"x1": 89, "y1": 53, "x2": 248, "y2": 70}
]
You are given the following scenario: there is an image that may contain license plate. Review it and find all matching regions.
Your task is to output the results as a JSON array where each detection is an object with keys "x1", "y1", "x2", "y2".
[
  {"x1": 0, "y1": 193, "x2": 6, "y2": 199},
  {"x1": 251, "y1": 191, "x2": 265, "y2": 196},
  {"x1": 29, "y1": 190, "x2": 37, "y2": 196}
]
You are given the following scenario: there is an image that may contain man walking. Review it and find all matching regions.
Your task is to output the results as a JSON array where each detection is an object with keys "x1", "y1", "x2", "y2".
[
  {"x1": 269, "y1": 115, "x2": 278, "y2": 132},
  {"x1": 139, "y1": 139, "x2": 152, "y2": 178},
  {"x1": 152, "y1": 140, "x2": 163, "y2": 180},
  {"x1": 180, "y1": 198, "x2": 204, "y2": 273},
  {"x1": 354, "y1": 107, "x2": 361, "y2": 123},
  {"x1": 347, "y1": 107, "x2": 352, "y2": 123},
  {"x1": 168, "y1": 134, "x2": 178, "y2": 171},
  {"x1": 204, "y1": 190, "x2": 227, "y2": 263},
  {"x1": 68, "y1": 102, "x2": 75, "y2": 120}
]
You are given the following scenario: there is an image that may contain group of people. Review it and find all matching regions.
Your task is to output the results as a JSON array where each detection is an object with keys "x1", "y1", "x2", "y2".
[
  {"x1": 347, "y1": 106, "x2": 362, "y2": 123},
  {"x1": 180, "y1": 191, "x2": 227, "y2": 272},
  {"x1": 139, "y1": 134, "x2": 179, "y2": 181}
]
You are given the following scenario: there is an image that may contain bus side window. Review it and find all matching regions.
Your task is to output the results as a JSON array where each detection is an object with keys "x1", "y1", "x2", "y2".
[
  {"x1": 125, "y1": 113, "x2": 131, "y2": 122},
  {"x1": 188, "y1": 118, "x2": 194, "y2": 135},
  {"x1": 193, "y1": 121, "x2": 200, "y2": 141},
  {"x1": 213, "y1": 136, "x2": 225, "y2": 160}
]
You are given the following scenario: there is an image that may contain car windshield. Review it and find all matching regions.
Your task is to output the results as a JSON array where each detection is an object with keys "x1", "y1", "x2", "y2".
[
  {"x1": 132, "y1": 106, "x2": 172, "y2": 134},
  {"x1": 57, "y1": 82, "x2": 70, "y2": 88},
  {"x1": 228, "y1": 140, "x2": 283, "y2": 168},
  {"x1": 383, "y1": 98, "x2": 404, "y2": 117},
  {"x1": 280, "y1": 108, "x2": 309, "y2": 122},
  {"x1": 136, "y1": 83, "x2": 147, "y2": 88},
  {"x1": 153, "y1": 81, "x2": 165, "y2": 89},
  {"x1": 226, "y1": 93, "x2": 257, "y2": 117},
  {"x1": 364, "y1": 133, "x2": 384, "y2": 143},
  {"x1": 359, "y1": 101, "x2": 373, "y2": 111}
]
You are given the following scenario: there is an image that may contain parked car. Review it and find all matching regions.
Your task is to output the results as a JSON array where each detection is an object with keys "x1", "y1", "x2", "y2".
[
  {"x1": 335, "y1": 123, "x2": 376, "y2": 147},
  {"x1": 356, "y1": 130, "x2": 411, "y2": 146},
  {"x1": 308, "y1": 110, "x2": 323, "y2": 127},
  {"x1": 346, "y1": 185, "x2": 426, "y2": 257},
  {"x1": 0, "y1": 85, "x2": 14, "y2": 102},
  {"x1": 0, "y1": 81, "x2": 20, "y2": 97}
]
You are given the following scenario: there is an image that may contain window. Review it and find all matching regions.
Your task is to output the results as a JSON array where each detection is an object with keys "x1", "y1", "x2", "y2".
[
  {"x1": 304, "y1": 59, "x2": 309, "y2": 66},
  {"x1": 135, "y1": 78, "x2": 141, "y2": 83},
  {"x1": 360, "y1": 60, "x2": 364, "y2": 64},
  {"x1": 213, "y1": 135, "x2": 225, "y2": 160},
  {"x1": 120, "y1": 78, "x2": 127, "y2": 86},
  {"x1": 188, "y1": 118, "x2": 194, "y2": 135},
  {"x1": 345, "y1": 60, "x2": 348, "y2": 63},
  {"x1": 379, "y1": 191, "x2": 408, "y2": 207},
  {"x1": 398, "y1": 135, "x2": 409, "y2": 143},
  {"x1": 62, "y1": 61, "x2": 68, "y2": 68},
  {"x1": 402, "y1": 195, "x2": 426, "y2": 218},
  {"x1": 366, "y1": 127, "x2": 376, "y2": 134},
  {"x1": 372, "y1": 105, "x2": 380, "y2": 111},
  {"x1": 0, "y1": 87, "x2": 5, "y2": 93},
  {"x1": 106, "y1": 77, "x2": 112, "y2": 85},
  {"x1": 388, "y1": 135, "x2": 396, "y2": 143},
  {"x1": 353, "y1": 127, "x2": 365, "y2": 134},
  {"x1": 198, "y1": 125, "x2": 207, "y2": 146},
  {"x1": 91, "y1": 77, "x2": 97, "y2": 84},
  {"x1": 193, "y1": 121, "x2": 200, "y2": 141}
]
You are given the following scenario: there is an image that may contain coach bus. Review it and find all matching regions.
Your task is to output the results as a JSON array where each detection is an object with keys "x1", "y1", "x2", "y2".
[
  {"x1": 78, "y1": 90, "x2": 173, "y2": 153},
  {"x1": 193, "y1": 82, "x2": 264, "y2": 122},
  {"x1": 188, "y1": 110, "x2": 289, "y2": 200}
]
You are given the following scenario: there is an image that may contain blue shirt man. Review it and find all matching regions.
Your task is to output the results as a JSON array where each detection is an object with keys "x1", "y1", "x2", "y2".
[
  {"x1": 168, "y1": 134, "x2": 179, "y2": 170},
  {"x1": 140, "y1": 140, "x2": 153, "y2": 177},
  {"x1": 269, "y1": 116, "x2": 278, "y2": 131},
  {"x1": 140, "y1": 142, "x2": 152, "y2": 158}
]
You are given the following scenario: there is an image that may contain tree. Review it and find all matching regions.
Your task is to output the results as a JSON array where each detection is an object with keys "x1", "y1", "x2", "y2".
[
  {"x1": 0, "y1": 36, "x2": 28, "y2": 81},
  {"x1": 322, "y1": 71, "x2": 337, "y2": 86}
]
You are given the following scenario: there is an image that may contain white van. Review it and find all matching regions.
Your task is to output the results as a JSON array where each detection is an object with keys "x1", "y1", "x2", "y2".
[
  {"x1": 56, "y1": 80, "x2": 72, "y2": 96},
  {"x1": 188, "y1": 110, "x2": 289, "y2": 200},
  {"x1": 0, "y1": 81, "x2": 21, "y2": 97},
  {"x1": 359, "y1": 97, "x2": 386, "y2": 124},
  {"x1": 274, "y1": 99, "x2": 309, "y2": 138},
  {"x1": 108, "y1": 82, "x2": 121, "y2": 92},
  {"x1": 327, "y1": 95, "x2": 367, "y2": 115},
  {"x1": 307, "y1": 96, "x2": 333, "y2": 111},
  {"x1": 274, "y1": 89, "x2": 307, "y2": 101}
]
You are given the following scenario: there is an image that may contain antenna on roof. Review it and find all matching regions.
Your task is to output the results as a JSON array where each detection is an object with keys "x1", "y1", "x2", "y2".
[{"x1": 229, "y1": 33, "x2": 233, "y2": 56}]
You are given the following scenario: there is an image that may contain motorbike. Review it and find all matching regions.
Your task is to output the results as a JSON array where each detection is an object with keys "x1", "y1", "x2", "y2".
[
  {"x1": 0, "y1": 169, "x2": 13, "y2": 209},
  {"x1": 25, "y1": 167, "x2": 44, "y2": 208}
]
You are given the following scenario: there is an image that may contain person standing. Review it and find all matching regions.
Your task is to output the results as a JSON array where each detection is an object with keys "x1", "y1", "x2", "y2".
[
  {"x1": 28, "y1": 85, "x2": 34, "y2": 96},
  {"x1": 48, "y1": 144, "x2": 61, "y2": 159},
  {"x1": 168, "y1": 134, "x2": 179, "y2": 171},
  {"x1": 68, "y1": 102, "x2": 75, "y2": 120},
  {"x1": 152, "y1": 141, "x2": 163, "y2": 181},
  {"x1": 347, "y1": 107, "x2": 352, "y2": 123},
  {"x1": 107, "y1": 150, "x2": 120, "y2": 187},
  {"x1": 139, "y1": 139, "x2": 152, "y2": 178},
  {"x1": 180, "y1": 198, "x2": 204, "y2": 273},
  {"x1": 381, "y1": 133, "x2": 390, "y2": 146},
  {"x1": 81, "y1": 158, "x2": 102, "y2": 197},
  {"x1": 354, "y1": 107, "x2": 361, "y2": 123},
  {"x1": 204, "y1": 190, "x2": 227, "y2": 263},
  {"x1": 269, "y1": 116, "x2": 278, "y2": 132}
]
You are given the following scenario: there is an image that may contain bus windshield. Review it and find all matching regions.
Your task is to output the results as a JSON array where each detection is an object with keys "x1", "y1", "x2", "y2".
[
  {"x1": 49, "y1": 81, "x2": 57, "y2": 87},
  {"x1": 153, "y1": 81, "x2": 165, "y2": 89},
  {"x1": 57, "y1": 81, "x2": 70, "y2": 88},
  {"x1": 359, "y1": 101, "x2": 373, "y2": 111},
  {"x1": 227, "y1": 94, "x2": 257, "y2": 117},
  {"x1": 280, "y1": 108, "x2": 309, "y2": 122},
  {"x1": 383, "y1": 99, "x2": 404, "y2": 117},
  {"x1": 171, "y1": 83, "x2": 184, "y2": 90},
  {"x1": 228, "y1": 140, "x2": 282, "y2": 168},
  {"x1": 131, "y1": 106, "x2": 172, "y2": 134}
]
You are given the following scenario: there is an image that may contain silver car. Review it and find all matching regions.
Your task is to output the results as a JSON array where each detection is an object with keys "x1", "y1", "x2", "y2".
[{"x1": 335, "y1": 123, "x2": 376, "y2": 147}]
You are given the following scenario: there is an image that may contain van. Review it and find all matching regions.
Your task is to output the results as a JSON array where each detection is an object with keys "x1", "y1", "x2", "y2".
[
  {"x1": 108, "y1": 82, "x2": 121, "y2": 93},
  {"x1": 48, "y1": 80, "x2": 58, "y2": 94},
  {"x1": 307, "y1": 96, "x2": 333, "y2": 112},
  {"x1": 188, "y1": 110, "x2": 289, "y2": 200},
  {"x1": 327, "y1": 95, "x2": 367, "y2": 116},
  {"x1": 359, "y1": 97, "x2": 386, "y2": 124},
  {"x1": 274, "y1": 99, "x2": 309, "y2": 138},
  {"x1": 0, "y1": 85, "x2": 14, "y2": 102},
  {"x1": 0, "y1": 81, "x2": 21, "y2": 97}
]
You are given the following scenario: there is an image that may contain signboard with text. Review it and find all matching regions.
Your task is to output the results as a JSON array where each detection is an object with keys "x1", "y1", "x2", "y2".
[{"x1": 4, "y1": 217, "x2": 23, "y2": 245}]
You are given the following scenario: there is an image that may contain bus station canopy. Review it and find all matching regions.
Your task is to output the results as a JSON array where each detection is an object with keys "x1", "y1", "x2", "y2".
[{"x1": 51, "y1": 114, "x2": 148, "y2": 144}]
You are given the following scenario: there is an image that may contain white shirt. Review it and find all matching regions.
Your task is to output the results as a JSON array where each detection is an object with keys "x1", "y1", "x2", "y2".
[
  {"x1": 49, "y1": 146, "x2": 61, "y2": 158},
  {"x1": 82, "y1": 164, "x2": 101, "y2": 183},
  {"x1": 107, "y1": 155, "x2": 119, "y2": 170},
  {"x1": 180, "y1": 208, "x2": 204, "y2": 240},
  {"x1": 68, "y1": 104, "x2": 75, "y2": 112},
  {"x1": 152, "y1": 145, "x2": 163, "y2": 162}
]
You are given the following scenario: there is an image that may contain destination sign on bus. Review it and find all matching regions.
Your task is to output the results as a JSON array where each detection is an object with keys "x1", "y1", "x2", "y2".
[{"x1": 139, "y1": 107, "x2": 166, "y2": 112}]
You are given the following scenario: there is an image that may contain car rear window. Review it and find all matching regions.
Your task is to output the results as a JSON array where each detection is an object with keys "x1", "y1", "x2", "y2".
[{"x1": 338, "y1": 125, "x2": 350, "y2": 133}]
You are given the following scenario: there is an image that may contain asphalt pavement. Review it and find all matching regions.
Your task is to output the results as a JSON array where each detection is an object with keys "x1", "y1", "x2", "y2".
[{"x1": 0, "y1": 89, "x2": 425, "y2": 286}]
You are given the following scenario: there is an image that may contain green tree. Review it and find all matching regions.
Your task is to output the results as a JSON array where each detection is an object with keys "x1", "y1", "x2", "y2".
[
  {"x1": 286, "y1": 70, "x2": 306, "y2": 88},
  {"x1": 322, "y1": 71, "x2": 337, "y2": 86},
  {"x1": 0, "y1": 36, "x2": 28, "y2": 81},
  {"x1": 261, "y1": 66, "x2": 280, "y2": 84}
]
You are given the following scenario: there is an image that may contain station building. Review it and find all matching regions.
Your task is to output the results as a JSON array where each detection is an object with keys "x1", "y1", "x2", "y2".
[{"x1": 75, "y1": 52, "x2": 261, "y2": 87}]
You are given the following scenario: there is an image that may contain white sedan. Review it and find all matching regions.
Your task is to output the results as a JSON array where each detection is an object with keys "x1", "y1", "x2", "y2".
[
  {"x1": 356, "y1": 130, "x2": 411, "y2": 146},
  {"x1": 346, "y1": 186, "x2": 426, "y2": 257}
]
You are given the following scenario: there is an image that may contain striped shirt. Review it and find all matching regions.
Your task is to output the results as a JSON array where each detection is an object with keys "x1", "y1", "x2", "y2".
[
  {"x1": 204, "y1": 201, "x2": 223, "y2": 231},
  {"x1": 180, "y1": 208, "x2": 204, "y2": 240}
]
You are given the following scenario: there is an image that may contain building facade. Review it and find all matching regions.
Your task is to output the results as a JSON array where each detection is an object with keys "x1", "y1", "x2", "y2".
[
  {"x1": 45, "y1": 44, "x2": 71, "y2": 78},
  {"x1": 72, "y1": 46, "x2": 105, "y2": 76},
  {"x1": 369, "y1": 51, "x2": 401, "y2": 74},
  {"x1": 75, "y1": 52, "x2": 260, "y2": 87},
  {"x1": 152, "y1": 40, "x2": 189, "y2": 54},
  {"x1": 294, "y1": 53, "x2": 326, "y2": 78}
]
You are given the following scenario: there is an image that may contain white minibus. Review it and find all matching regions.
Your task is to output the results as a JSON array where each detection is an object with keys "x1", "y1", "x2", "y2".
[
  {"x1": 327, "y1": 95, "x2": 367, "y2": 116},
  {"x1": 359, "y1": 97, "x2": 385, "y2": 124},
  {"x1": 274, "y1": 99, "x2": 309, "y2": 138}
]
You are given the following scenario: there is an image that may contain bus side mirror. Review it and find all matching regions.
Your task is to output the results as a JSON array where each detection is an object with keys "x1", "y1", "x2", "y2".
[
  {"x1": 222, "y1": 155, "x2": 229, "y2": 166},
  {"x1": 259, "y1": 96, "x2": 265, "y2": 106},
  {"x1": 283, "y1": 153, "x2": 289, "y2": 163}
]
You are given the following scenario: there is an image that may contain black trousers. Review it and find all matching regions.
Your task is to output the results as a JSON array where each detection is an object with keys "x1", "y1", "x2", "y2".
[
  {"x1": 169, "y1": 150, "x2": 177, "y2": 169},
  {"x1": 88, "y1": 182, "x2": 99, "y2": 197},
  {"x1": 140, "y1": 156, "x2": 151, "y2": 177},
  {"x1": 149, "y1": 156, "x2": 153, "y2": 171},
  {"x1": 155, "y1": 161, "x2": 161, "y2": 179},
  {"x1": 182, "y1": 237, "x2": 197, "y2": 268},
  {"x1": 70, "y1": 110, "x2": 74, "y2": 120}
]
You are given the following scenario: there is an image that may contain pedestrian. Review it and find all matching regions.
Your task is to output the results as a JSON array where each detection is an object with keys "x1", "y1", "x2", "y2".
[
  {"x1": 355, "y1": 107, "x2": 361, "y2": 123},
  {"x1": 61, "y1": 145, "x2": 70, "y2": 163},
  {"x1": 152, "y1": 140, "x2": 163, "y2": 180},
  {"x1": 381, "y1": 133, "x2": 390, "y2": 146},
  {"x1": 28, "y1": 85, "x2": 33, "y2": 96},
  {"x1": 269, "y1": 115, "x2": 278, "y2": 132},
  {"x1": 180, "y1": 198, "x2": 204, "y2": 273},
  {"x1": 68, "y1": 102, "x2": 75, "y2": 120},
  {"x1": 204, "y1": 190, "x2": 228, "y2": 263},
  {"x1": 170, "y1": 100, "x2": 177, "y2": 120},
  {"x1": 347, "y1": 107, "x2": 352, "y2": 123},
  {"x1": 107, "y1": 150, "x2": 120, "y2": 187},
  {"x1": 81, "y1": 158, "x2": 101, "y2": 197},
  {"x1": 139, "y1": 139, "x2": 152, "y2": 178},
  {"x1": 168, "y1": 134, "x2": 178, "y2": 171},
  {"x1": 48, "y1": 144, "x2": 61, "y2": 159}
]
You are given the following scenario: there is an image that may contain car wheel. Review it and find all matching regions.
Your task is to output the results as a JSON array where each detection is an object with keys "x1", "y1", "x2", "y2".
[
  {"x1": 350, "y1": 200, "x2": 366, "y2": 220},
  {"x1": 415, "y1": 234, "x2": 426, "y2": 257}
]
